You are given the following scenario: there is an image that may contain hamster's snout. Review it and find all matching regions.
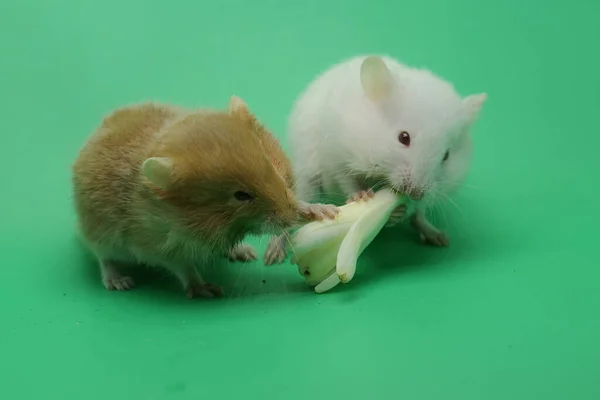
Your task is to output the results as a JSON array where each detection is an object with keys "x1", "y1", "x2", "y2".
[
  {"x1": 407, "y1": 188, "x2": 424, "y2": 201},
  {"x1": 390, "y1": 171, "x2": 427, "y2": 201},
  {"x1": 395, "y1": 183, "x2": 424, "y2": 201},
  {"x1": 270, "y1": 206, "x2": 299, "y2": 231}
]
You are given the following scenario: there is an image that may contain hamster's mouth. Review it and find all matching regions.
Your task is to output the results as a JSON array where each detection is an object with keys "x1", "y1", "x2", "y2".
[
  {"x1": 388, "y1": 185, "x2": 426, "y2": 201},
  {"x1": 257, "y1": 220, "x2": 292, "y2": 237}
]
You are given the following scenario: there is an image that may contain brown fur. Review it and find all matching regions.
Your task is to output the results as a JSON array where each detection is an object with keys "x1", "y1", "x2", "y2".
[
  {"x1": 227, "y1": 98, "x2": 295, "y2": 188},
  {"x1": 72, "y1": 97, "x2": 301, "y2": 296}
]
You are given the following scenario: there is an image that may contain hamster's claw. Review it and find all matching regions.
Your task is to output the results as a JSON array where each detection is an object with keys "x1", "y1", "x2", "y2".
[
  {"x1": 347, "y1": 189, "x2": 375, "y2": 204},
  {"x1": 228, "y1": 244, "x2": 258, "y2": 262},
  {"x1": 187, "y1": 282, "x2": 223, "y2": 299},
  {"x1": 299, "y1": 202, "x2": 339, "y2": 221},
  {"x1": 104, "y1": 275, "x2": 135, "y2": 291},
  {"x1": 263, "y1": 235, "x2": 287, "y2": 266},
  {"x1": 100, "y1": 260, "x2": 135, "y2": 291},
  {"x1": 419, "y1": 230, "x2": 450, "y2": 247},
  {"x1": 410, "y1": 213, "x2": 449, "y2": 247}
]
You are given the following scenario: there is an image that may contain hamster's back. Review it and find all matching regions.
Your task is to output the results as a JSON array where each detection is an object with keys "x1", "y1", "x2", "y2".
[
  {"x1": 72, "y1": 103, "x2": 183, "y2": 240},
  {"x1": 288, "y1": 56, "x2": 379, "y2": 178}
]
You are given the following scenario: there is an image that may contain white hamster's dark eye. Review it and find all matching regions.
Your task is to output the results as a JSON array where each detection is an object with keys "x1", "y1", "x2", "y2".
[
  {"x1": 398, "y1": 131, "x2": 411, "y2": 146},
  {"x1": 234, "y1": 191, "x2": 254, "y2": 201},
  {"x1": 442, "y1": 150, "x2": 450, "y2": 162}
]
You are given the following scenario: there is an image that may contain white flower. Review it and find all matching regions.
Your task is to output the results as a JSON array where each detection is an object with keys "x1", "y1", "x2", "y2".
[{"x1": 289, "y1": 189, "x2": 405, "y2": 293}]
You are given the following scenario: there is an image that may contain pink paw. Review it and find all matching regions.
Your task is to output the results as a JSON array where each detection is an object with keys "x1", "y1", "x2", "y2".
[
  {"x1": 347, "y1": 189, "x2": 375, "y2": 204},
  {"x1": 186, "y1": 282, "x2": 223, "y2": 299},
  {"x1": 228, "y1": 244, "x2": 257, "y2": 262},
  {"x1": 263, "y1": 235, "x2": 287, "y2": 266},
  {"x1": 419, "y1": 230, "x2": 450, "y2": 247},
  {"x1": 299, "y1": 202, "x2": 339, "y2": 221},
  {"x1": 103, "y1": 276, "x2": 135, "y2": 291},
  {"x1": 410, "y1": 215, "x2": 450, "y2": 247}
]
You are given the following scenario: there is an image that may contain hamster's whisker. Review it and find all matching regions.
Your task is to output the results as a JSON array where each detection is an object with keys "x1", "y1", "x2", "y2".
[
  {"x1": 457, "y1": 183, "x2": 479, "y2": 189},
  {"x1": 435, "y1": 188, "x2": 463, "y2": 217},
  {"x1": 442, "y1": 179, "x2": 479, "y2": 190},
  {"x1": 281, "y1": 230, "x2": 298, "y2": 264},
  {"x1": 434, "y1": 195, "x2": 447, "y2": 228},
  {"x1": 230, "y1": 257, "x2": 248, "y2": 300},
  {"x1": 429, "y1": 195, "x2": 439, "y2": 223},
  {"x1": 441, "y1": 196, "x2": 452, "y2": 229},
  {"x1": 328, "y1": 191, "x2": 356, "y2": 199},
  {"x1": 441, "y1": 198, "x2": 450, "y2": 229},
  {"x1": 313, "y1": 132, "x2": 333, "y2": 151},
  {"x1": 430, "y1": 193, "x2": 442, "y2": 225},
  {"x1": 372, "y1": 178, "x2": 388, "y2": 190},
  {"x1": 341, "y1": 169, "x2": 366, "y2": 178}
]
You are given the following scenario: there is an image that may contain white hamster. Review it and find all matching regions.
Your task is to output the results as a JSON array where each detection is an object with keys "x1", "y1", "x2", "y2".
[{"x1": 263, "y1": 55, "x2": 487, "y2": 265}]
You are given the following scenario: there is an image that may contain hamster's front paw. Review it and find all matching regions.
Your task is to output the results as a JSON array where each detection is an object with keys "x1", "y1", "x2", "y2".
[
  {"x1": 186, "y1": 282, "x2": 223, "y2": 299},
  {"x1": 263, "y1": 234, "x2": 287, "y2": 266},
  {"x1": 228, "y1": 244, "x2": 258, "y2": 262},
  {"x1": 298, "y1": 201, "x2": 339, "y2": 221},
  {"x1": 385, "y1": 204, "x2": 407, "y2": 228},
  {"x1": 347, "y1": 189, "x2": 375, "y2": 204}
]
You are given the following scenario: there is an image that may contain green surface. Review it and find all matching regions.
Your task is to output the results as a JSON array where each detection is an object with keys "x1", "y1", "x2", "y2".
[{"x1": 1, "y1": 0, "x2": 599, "y2": 399}]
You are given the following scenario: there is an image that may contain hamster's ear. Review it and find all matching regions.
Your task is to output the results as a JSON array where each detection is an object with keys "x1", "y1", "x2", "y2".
[
  {"x1": 142, "y1": 157, "x2": 173, "y2": 190},
  {"x1": 228, "y1": 95, "x2": 250, "y2": 117},
  {"x1": 461, "y1": 93, "x2": 487, "y2": 126},
  {"x1": 360, "y1": 56, "x2": 394, "y2": 102}
]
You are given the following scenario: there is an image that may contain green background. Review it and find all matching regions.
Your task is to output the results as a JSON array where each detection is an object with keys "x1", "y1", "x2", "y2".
[{"x1": 1, "y1": 0, "x2": 599, "y2": 399}]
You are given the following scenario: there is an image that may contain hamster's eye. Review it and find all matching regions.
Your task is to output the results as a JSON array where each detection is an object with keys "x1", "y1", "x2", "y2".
[
  {"x1": 234, "y1": 191, "x2": 254, "y2": 201},
  {"x1": 398, "y1": 131, "x2": 411, "y2": 146},
  {"x1": 442, "y1": 150, "x2": 450, "y2": 162}
]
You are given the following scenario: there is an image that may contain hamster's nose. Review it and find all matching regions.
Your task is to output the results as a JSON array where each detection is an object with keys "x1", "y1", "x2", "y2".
[{"x1": 397, "y1": 183, "x2": 424, "y2": 201}]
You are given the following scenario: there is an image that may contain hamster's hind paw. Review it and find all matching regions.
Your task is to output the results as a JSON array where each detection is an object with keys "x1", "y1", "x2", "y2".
[
  {"x1": 263, "y1": 235, "x2": 287, "y2": 266},
  {"x1": 103, "y1": 275, "x2": 135, "y2": 291},
  {"x1": 228, "y1": 244, "x2": 258, "y2": 262},
  {"x1": 410, "y1": 215, "x2": 450, "y2": 247},
  {"x1": 298, "y1": 201, "x2": 339, "y2": 221},
  {"x1": 347, "y1": 189, "x2": 375, "y2": 204},
  {"x1": 187, "y1": 282, "x2": 223, "y2": 299},
  {"x1": 419, "y1": 230, "x2": 450, "y2": 247}
]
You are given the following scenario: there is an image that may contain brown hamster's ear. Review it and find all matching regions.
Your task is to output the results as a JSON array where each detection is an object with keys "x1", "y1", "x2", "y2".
[
  {"x1": 360, "y1": 56, "x2": 394, "y2": 102},
  {"x1": 461, "y1": 93, "x2": 487, "y2": 127},
  {"x1": 142, "y1": 157, "x2": 174, "y2": 190},
  {"x1": 227, "y1": 95, "x2": 252, "y2": 119}
]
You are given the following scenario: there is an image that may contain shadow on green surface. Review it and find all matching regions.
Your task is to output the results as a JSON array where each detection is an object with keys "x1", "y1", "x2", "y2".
[
  {"x1": 68, "y1": 196, "x2": 506, "y2": 306},
  {"x1": 70, "y1": 233, "x2": 308, "y2": 304}
]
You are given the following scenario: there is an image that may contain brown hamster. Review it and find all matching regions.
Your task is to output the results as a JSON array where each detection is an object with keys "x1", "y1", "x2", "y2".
[{"x1": 72, "y1": 96, "x2": 337, "y2": 298}]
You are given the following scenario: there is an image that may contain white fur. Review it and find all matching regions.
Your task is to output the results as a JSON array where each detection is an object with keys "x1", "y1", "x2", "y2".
[
  {"x1": 263, "y1": 54, "x2": 486, "y2": 265},
  {"x1": 289, "y1": 54, "x2": 486, "y2": 205}
]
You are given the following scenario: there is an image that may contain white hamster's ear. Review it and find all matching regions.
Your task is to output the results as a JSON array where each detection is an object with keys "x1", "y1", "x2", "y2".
[
  {"x1": 142, "y1": 157, "x2": 174, "y2": 190},
  {"x1": 461, "y1": 93, "x2": 487, "y2": 126},
  {"x1": 360, "y1": 56, "x2": 394, "y2": 102},
  {"x1": 228, "y1": 95, "x2": 250, "y2": 117}
]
